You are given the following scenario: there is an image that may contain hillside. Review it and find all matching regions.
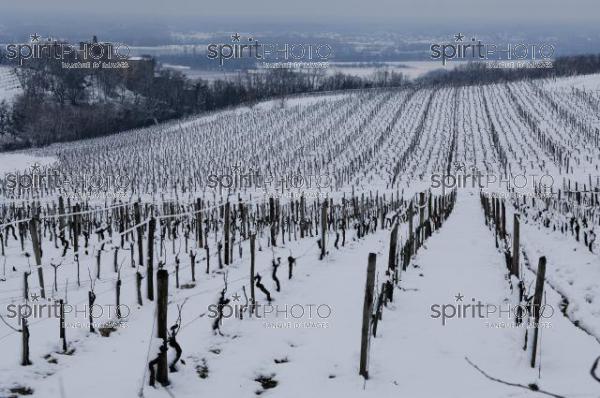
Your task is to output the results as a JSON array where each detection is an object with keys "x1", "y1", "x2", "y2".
[{"x1": 0, "y1": 73, "x2": 600, "y2": 397}]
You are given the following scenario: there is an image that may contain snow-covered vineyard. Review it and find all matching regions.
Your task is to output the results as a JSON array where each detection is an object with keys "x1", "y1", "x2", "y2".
[
  {"x1": 0, "y1": 67, "x2": 21, "y2": 103},
  {"x1": 1, "y1": 73, "x2": 600, "y2": 397}
]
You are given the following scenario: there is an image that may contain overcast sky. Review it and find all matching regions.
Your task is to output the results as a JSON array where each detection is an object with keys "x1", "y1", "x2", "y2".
[{"x1": 2, "y1": 0, "x2": 599, "y2": 25}]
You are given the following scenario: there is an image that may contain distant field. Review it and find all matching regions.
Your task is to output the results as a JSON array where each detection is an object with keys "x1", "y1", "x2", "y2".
[{"x1": 161, "y1": 60, "x2": 467, "y2": 82}]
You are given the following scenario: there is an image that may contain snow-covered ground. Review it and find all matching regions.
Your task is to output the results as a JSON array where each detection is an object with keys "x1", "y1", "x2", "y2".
[
  {"x1": 1, "y1": 189, "x2": 597, "y2": 397},
  {"x1": 0, "y1": 153, "x2": 57, "y2": 174},
  {"x1": 375, "y1": 190, "x2": 599, "y2": 398},
  {"x1": 327, "y1": 61, "x2": 467, "y2": 80},
  {"x1": 545, "y1": 73, "x2": 600, "y2": 92}
]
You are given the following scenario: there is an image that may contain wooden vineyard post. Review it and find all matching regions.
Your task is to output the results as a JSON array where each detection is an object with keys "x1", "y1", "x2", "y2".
[
  {"x1": 300, "y1": 195, "x2": 305, "y2": 239},
  {"x1": 495, "y1": 198, "x2": 501, "y2": 247},
  {"x1": 190, "y1": 250, "x2": 195, "y2": 282},
  {"x1": 96, "y1": 250, "x2": 102, "y2": 280},
  {"x1": 494, "y1": 198, "x2": 500, "y2": 234},
  {"x1": 427, "y1": 193, "x2": 432, "y2": 237},
  {"x1": 196, "y1": 198, "x2": 203, "y2": 248},
  {"x1": 59, "y1": 299, "x2": 67, "y2": 352},
  {"x1": 113, "y1": 247, "x2": 119, "y2": 273},
  {"x1": 28, "y1": 218, "x2": 45, "y2": 299},
  {"x1": 341, "y1": 199, "x2": 347, "y2": 247},
  {"x1": 501, "y1": 200, "x2": 506, "y2": 241},
  {"x1": 147, "y1": 217, "x2": 155, "y2": 301},
  {"x1": 511, "y1": 214, "x2": 520, "y2": 277},
  {"x1": 482, "y1": 194, "x2": 489, "y2": 225},
  {"x1": 88, "y1": 289, "x2": 96, "y2": 333},
  {"x1": 157, "y1": 269, "x2": 169, "y2": 338},
  {"x1": 134, "y1": 201, "x2": 143, "y2": 267},
  {"x1": 388, "y1": 223, "x2": 399, "y2": 289},
  {"x1": 320, "y1": 200, "x2": 328, "y2": 260},
  {"x1": 21, "y1": 316, "x2": 31, "y2": 366},
  {"x1": 269, "y1": 197, "x2": 277, "y2": 247},
  {"x1": 23, "y1": 271, "x2": 29, "y2": 300},
  {"x1": 359, "y1": 253, "x2": 377, "y2": 379},
  {"x1": 58, "y1": 196, "x2": 65, "y2": 233},
  {"x1": 72, "y1": 205, "x2": 79, "y2": 254},
  {"x1": 224, "y1": 201, "x2": 230, "y2": 265},
  {"x1": 250, "y1": 234, "x2": 256, "y2": 315},
  {"x1": 116, "y1": 274, "x2": 122, "y2": 318},
  {"x1": 205, "y1": 244, "x2": 210, "y2": 274},
  {"x1": 419, "y1": 192, "x2": 425, "y2": 248},
  {"x1": 380, "y1": 195, "x2": 385, "y2": 230},
  {"x1": 281, "y1": 206, "x2": 286, "y2": 245},
  {"x1": 530, "y1": 256, "x2": 546, "y2": 368},
  {"x1": 239, "y1": 197, "x2": 246, "y2": 240},
  {"x1": 136, "y1": 271, "x2": 143, "y2": 306},
  {"x1": 156, "y1": 269, "x2": 169, "y2": 386},
  {"x1": 388, "y1": 223, "x2": 398, "y2": 271},
  {"x1": 408, "y1": 201, "x2": 414, "y2": 257}
]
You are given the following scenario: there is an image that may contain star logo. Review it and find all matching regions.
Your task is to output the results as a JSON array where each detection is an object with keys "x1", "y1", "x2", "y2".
[
  {"x1": 30, "y1": 163, "x2": 40, "y2": 173},
  {"x1": 454, "y1": 33, "x2": 465, "y2": 42},
  {"x1": 30, "y1": 33, "x2": 41, "y2": 43},
  {"x1": 453, "y1": 161, "x2": 465, "y2": 172},
  {"x1": 454, "y1": 292, "x2": 464, "y2": 302},
  {"x1": 231, "y1": 33, "x2": 241, "y2": 42},
  {"x1": 231, "y1": 162, "x2": 242, "y2": 174},
  {"x1": 232, "y1": 293, "x2": 241, "y2": 301},
  {"x1": 30, "y1": 293, "x2": 39, "y2": 302}
]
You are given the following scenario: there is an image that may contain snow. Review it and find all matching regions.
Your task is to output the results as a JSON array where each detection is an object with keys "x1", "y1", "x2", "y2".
[
  {"x1": 372, "y1": 190, "x2": 599, "y2": 397},
  {"x1": 517, "y1": 214, "x2": 600, "y2": 343},
  {"x1": 1, "y1": 72, "x2": 600, "y2": 397},
  {"x1": 0, "y1": 153, "x2": 57, "y2": 175},
  {"x1": 326, "y1": 61, "x2": 468, "y2": 80},
  {"x1": 1, "y1": 190, "x2": 596, "y2": 397},
  {"x1": 544, "y1": 73, "x2": 600, "y2": 92}
]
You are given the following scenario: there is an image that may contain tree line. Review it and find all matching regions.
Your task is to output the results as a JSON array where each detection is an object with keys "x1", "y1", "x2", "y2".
[
  {"x1": 0, "y1": 52, "x2": 406, "y2": 149},
  {"x1": 416, "y1": 54, "x2": 600, "y2": 86}
]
